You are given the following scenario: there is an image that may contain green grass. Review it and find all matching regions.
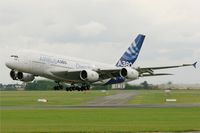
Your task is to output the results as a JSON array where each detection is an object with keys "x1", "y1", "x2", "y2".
[
  {"x1": 0, "y1": 91, "x2": 114, "y2": 106},
  {"x1": 1, "y1": 108, "x2": 200, "y2": 133},
  {"x1": 1, "y1": 90, "x2": 200, "y2": 132},
  {"x1": 2, "y1": 90, "x2": 200, "y2": 106},
  {"x1": 128, "y1": 90, "x2": 200, "y2": 104}
]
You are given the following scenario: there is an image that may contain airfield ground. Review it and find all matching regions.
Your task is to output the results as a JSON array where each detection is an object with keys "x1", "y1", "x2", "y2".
[{"x1": 1, "y1": 90, "x2": 200, "y2": 132}]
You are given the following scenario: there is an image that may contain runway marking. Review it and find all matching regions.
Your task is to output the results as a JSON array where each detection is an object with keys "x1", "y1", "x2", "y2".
[{"x1": 87, "y1": 91, "x2": 139, "y2": 105}]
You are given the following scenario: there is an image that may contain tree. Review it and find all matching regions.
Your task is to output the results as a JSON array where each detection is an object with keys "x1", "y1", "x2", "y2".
[
  {"x1": 167, "y1": 81, "x2": 173, "y2": 85},
  {"x1": 140, "y1": 81, "x2": 149, "y2": 89},
  {"x1": 25, "y1": 80, "x2": 56, "y2": 90}
]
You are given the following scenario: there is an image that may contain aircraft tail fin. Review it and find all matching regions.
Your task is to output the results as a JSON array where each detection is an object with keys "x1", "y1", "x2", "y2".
[{"x1": 116, "y1": 34, "x2": 145, "y2": 67}]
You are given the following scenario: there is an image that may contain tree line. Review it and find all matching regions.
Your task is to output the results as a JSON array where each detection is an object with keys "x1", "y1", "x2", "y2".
[{"x1": 1, "y1": 80, "x2": 156, "y2": 91}]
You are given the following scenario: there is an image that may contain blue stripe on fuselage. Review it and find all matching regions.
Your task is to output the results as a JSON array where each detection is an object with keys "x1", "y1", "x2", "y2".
[{"x1": 104, "y1": 77, "x2": 125, "y2": 85}]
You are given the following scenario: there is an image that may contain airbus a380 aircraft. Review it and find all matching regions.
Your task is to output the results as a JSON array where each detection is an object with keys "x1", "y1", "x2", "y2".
[{"x1": 5, "y1": 34, "x2": 197, "y2": 91}]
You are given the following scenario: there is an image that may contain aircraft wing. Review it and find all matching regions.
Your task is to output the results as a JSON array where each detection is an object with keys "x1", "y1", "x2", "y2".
[
  {"x1": 136, "y1": 62, "x2": 197, "y2": 77},
  {"x1": 50, "y1": 62, "x2": 197, "y2": 82},
  {"x1": 50, "y1": 67, "x2": 122, "y2": 81},
  {"x1": 95, "y1": 68, "x2": 122, "y2": 80}
]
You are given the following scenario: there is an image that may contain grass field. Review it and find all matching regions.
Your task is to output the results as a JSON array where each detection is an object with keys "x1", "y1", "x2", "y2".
[
  {"x1": 1, "y1": 90, "x2": 200, "y2": 107},
  {"x1": 128, "y1": 90, "x2": 200, "y2": 104},
  {"x1": 1, "y1": 108, "x2": 200, "y2": 133},
  {"x1": 1, "y1": 90, "x2": 200, "y2": 133},
  {"x1": 0, "y1": 90, "x2": 115, "y2": 106}
]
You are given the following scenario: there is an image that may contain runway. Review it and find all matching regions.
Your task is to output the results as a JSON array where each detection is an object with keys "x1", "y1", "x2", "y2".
[
  {"x1": 87, "y1": 91, "x2": 139, "y2": 105},
  {"x1": 1, "y1": 104, "x2": 200, "y2": 110},
  {"x1": 1, "y1": 91, "x2": 200, "y2": 110}
]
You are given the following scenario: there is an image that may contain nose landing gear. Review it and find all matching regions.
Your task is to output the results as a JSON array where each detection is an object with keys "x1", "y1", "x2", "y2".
[
  {"x1": 53, "y1": 85, "x2": 63, "y2": 90},
  {"x1": 53, "y1": 81, "x2": 63, "y2": 90}
]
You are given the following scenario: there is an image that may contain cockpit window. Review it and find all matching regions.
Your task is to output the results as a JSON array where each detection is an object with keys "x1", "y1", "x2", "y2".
[
  {"x1": 11, "y1": 55, "x2": 18, "y2": 58},
  {"x1": 11, "y1": 55, "x2": 19, "y2": 60}
]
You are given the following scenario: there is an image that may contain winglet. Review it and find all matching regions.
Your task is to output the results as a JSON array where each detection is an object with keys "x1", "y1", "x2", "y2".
[{"x1": 193, "y1": 61, "x2": 197, "y2": 68}]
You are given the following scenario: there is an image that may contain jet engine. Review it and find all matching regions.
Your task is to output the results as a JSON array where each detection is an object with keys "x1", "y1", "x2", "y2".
[
  {"x1": 17, "y1": 72, "x2": 35, "y2": 82},
  {"x1": 80, "y1": 70, "x2": 99, "y2": 82},
  {"x1": 120, "y1": 68, "x2": 139, "y2": 80},
  {"x1": 10, "y1": 70, "x2": 17, "y2": 80}
]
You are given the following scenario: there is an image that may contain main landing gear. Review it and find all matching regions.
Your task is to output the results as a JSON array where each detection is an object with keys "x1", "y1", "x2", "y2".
[
  {"x1": 65, "y1": 83, "x2": 90, "y2": 91},
  {"x1": 53, "y1": 82, "x2": 90, "y2": 91},
  {"x1": 53, "y1": 82, "x2": 63, "y2": 90}
]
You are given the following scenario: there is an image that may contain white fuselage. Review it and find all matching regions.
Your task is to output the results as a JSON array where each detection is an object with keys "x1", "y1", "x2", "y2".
[{"x1": 6, "y1": 51, "x2": 130, "y2": 85}]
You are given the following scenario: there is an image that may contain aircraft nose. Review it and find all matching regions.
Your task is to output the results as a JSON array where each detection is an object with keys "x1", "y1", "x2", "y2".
[
  {"x1": 5, "y1": 57, "x2": 12, "y2": 68},
  {"x1": 5, "y1": 60, "x2": 10, "y2": 68}
]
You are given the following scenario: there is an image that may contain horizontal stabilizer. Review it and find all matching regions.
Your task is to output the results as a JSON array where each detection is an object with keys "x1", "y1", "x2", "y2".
[{"x1": 140, "y1": 73, "x2": 173, "y2": 77}]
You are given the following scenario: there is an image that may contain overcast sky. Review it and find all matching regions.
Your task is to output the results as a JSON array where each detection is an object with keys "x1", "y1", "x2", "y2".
[{"x1": 0, "y1": 0, "x2": 199, "y2": 84}]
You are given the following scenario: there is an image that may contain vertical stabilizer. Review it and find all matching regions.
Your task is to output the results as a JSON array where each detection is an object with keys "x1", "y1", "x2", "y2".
[{"x1": 116, "y1": 34, "x2": 145, "y2": 67}]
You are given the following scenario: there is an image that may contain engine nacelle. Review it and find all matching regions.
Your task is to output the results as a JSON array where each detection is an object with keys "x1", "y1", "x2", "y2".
[
  {"x1": 80, "y1": 70, "x2": 99, "y2": 82},
  {"x1": 120, "y1": 68, "x2": 139, "y2": 80},
  {"x1": 10, "y1": 70, "x2": 18, "y2": 80},
  {"x1": 17, "y1": 72, "x2": 35, "y2": 82}
]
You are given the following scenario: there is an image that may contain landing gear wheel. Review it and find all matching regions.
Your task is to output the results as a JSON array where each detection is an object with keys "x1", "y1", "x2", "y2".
[
  {"x1": 65, "y1": 83, "x2": 90, "y2": 91},
  {"x1": 54, "y1": 81, "x2": 63, "y2": 90}
]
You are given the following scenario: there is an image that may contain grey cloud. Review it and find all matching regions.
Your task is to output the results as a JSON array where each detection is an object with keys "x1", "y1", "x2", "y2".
[{"x1": 0, "y1": 0, "x2": 200, "y2": 84}]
